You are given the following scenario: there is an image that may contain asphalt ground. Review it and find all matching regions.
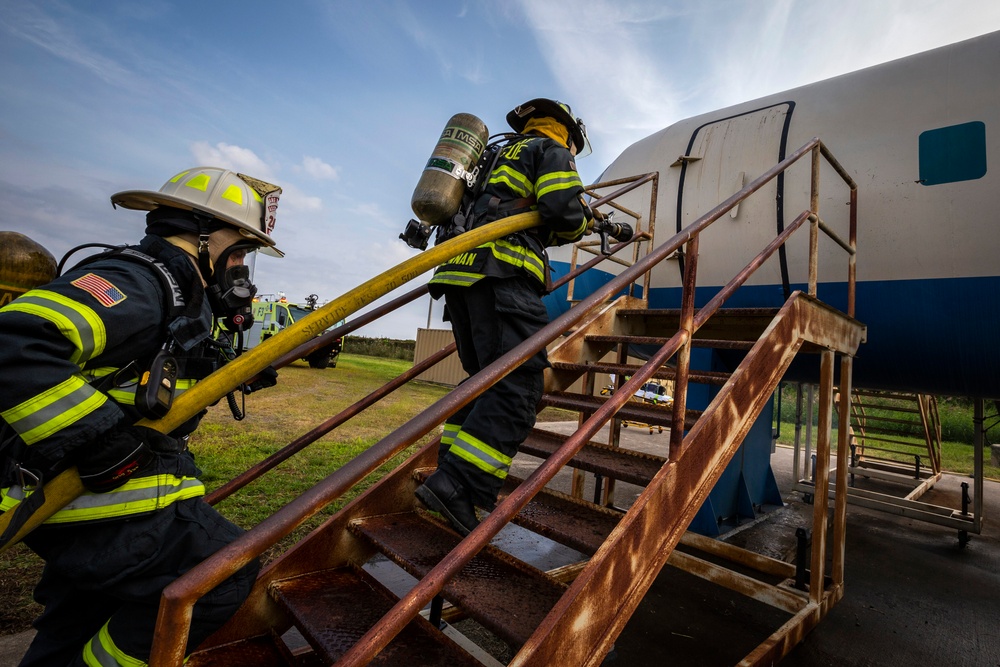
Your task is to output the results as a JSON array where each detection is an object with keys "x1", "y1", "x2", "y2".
[
  {"x1": 526, "y1": 422, "x2": 1000, "y2": 667},
  {"x1": 3, "y1": 423, "x2": 997, "y2": 666}
]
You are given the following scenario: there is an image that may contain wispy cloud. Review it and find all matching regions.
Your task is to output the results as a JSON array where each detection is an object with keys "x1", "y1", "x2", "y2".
[
  {"x1": 517, "y1": 0, "x2": 1000, "y2": 169},
  {"x1": 190, "y1": 142, "x2": 274, "y2": 178},
  {"x1": 301, "y1": 156, "x2": 340, "y2": 181},
  {"x1": 2, "y1": 2, "x2": 135, "y2": 89},
  {"x1": 394, "y1": 2, "x2": 488, "y2": 84}
]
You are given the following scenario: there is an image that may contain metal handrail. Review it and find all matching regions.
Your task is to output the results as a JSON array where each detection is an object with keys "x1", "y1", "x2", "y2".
[
  {"x1": 151, "y1": 137, "x2": 857, "y2": 665},
  {"x1": 147, "y1": 176, "x2": 657, "y2": 665},
  {"x1": 567, "y1": 172, "x2": 659, "y2": 302},
  {"x1": 333, "y1": 137, "x2": 859, "y2": 665}
]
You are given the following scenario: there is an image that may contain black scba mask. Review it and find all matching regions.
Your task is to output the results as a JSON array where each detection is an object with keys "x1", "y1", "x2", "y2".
[{"x1": 207, "y1": 243, "x2": 259, "y2": 331}]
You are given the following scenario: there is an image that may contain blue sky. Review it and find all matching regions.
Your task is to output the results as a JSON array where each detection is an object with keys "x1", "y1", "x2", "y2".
[{"x1": 3, "y1": 0, "x2": 1000, "y2": 339}]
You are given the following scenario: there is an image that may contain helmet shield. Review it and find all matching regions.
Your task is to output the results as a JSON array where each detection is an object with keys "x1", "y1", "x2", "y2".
[{"x1": 111, "y1": 167, "x2": 284, "y2": 257}]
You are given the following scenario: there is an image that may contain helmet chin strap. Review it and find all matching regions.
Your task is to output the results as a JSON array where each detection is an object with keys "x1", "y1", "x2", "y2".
[{"x1": 194, "y1": 213, "x2": 216, "y2": 285}]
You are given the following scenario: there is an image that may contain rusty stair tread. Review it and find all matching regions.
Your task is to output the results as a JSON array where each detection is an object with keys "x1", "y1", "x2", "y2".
[
  {"x1": 349, "y1": 510, "x2": 567, "y2": 650},
  {"x1": 521, "y1": 427, "x2": 666, "y2": 486},
  {"x1": 550, "y1": 360, "x2": 731, "y2": 386},
  {"x1": 850, "y1": 403, "x2": 923, "y2": 415},
  {"x1": 611, "y1": 307, "x2": 779, "y2": 341},
  {"x1": 586, "y1": 333, "x2": 756, "y2": 350},
  {"x1": 540, "y1": 391, "x2": 700, "y2": 429},
  {"x1": 500, "y1": 474, "x2": 623, "y2": 555},
  {"x1": 268, "y1": 564, "x2": 481, "y2": 666},
  {"x1": 615, "y1": 307, "x2": 781, "y2": 317},
  {"x1": 850, "y1": 413, "x2": 925, "y2": 425},
  {"x1": 187, "y1": 633, "x2": 297, "y2": 667}
]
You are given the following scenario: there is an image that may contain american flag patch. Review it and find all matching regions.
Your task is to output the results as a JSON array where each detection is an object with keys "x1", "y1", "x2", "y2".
[{"x1": 71, "y1": 273, "x2": 127, "y2": 307}]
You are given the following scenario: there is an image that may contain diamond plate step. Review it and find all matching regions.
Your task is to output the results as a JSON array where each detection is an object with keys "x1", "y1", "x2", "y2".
[
  {"x1": 269, "y1": 564, "x2": 481, "y2": 666},
  {"x1": 349, "y1": 511, "x2": 566, "y2": 650}
]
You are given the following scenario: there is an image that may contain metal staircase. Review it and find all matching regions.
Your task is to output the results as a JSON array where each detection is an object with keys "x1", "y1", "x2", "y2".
[{"x1": 144, "y1": 138, "x2": 865, "y2": 666}]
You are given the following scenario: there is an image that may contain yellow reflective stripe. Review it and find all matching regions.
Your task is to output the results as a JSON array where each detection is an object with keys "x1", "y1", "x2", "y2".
[
  {"x1": 186, "y1": 173, "x2": 211, "y2": 191},
  {"x1": 103, "y1": 380, "x2": 195, "y2": 404},
  {"x1": 1, "y1": 375, "x2": 107, "y2": 445},
  {"x1": 4, "y1": 290, "x2": 107, "y2": 363},
  {"x1": 442, "y1": 422, "x2": 460, "y2": 447},
  {"x1": 429, "y1": 271, "x2": 483, "y2": 287},
  {"x1": 448, "y1": 429, "x2": 512, "y2": 479},
  {"x1": 552, "y1": 217, "x2": 589, "y2": 241},
  {"x1": 168, "y1": 169, "x2": 191, "y2": 184},
  {"x1": 84, "y1": 621, "x2": 145, "y2": 667},
  {"x1": 487, "y1": 241, "x2": 545, "y2": 283},
  {"x1": 536, "y1": 170, "x2": 583, "y2": 198},
  {"x1": 489, "y1": 165, "x2": 534, "y2": 197},
  {"x1": 3, "y1": 475, "x2": 206, "y2": 522},
  {"x1": 222, "y1": 183, "x2": 244, "y2": 206},
  {"x1": 106, "y1": 386, "x2": 137, "y2": 405},
  {"x1": 1, "y1": 487, "x2": 32, "y2": 512}
]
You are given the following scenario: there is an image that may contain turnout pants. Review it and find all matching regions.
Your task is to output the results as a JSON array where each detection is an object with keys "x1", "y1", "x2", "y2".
[
  {"x1": 20, "y1": 498, "x2": 258, "y2": 666},
  {"x1": 438, "y1": 277, "x2": 548, "y2": 508}
]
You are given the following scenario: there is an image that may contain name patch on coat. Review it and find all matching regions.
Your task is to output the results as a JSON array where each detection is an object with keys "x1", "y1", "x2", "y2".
[{"x1": 72, "y1": 273, "x2": 127, "y2": 307}]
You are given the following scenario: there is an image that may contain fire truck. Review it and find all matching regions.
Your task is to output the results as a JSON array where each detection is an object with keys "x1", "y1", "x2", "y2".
[{"x1": 245, "y1": 293, "x2": 343, "y2": 369}]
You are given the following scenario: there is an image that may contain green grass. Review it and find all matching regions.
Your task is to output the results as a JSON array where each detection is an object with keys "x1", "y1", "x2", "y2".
[
  {"x1": 0, "y1": 353, "x2": 450, "y2": 634},
  {"x1": 196, "y1": 353, "x2": 451, "y2": 559}
]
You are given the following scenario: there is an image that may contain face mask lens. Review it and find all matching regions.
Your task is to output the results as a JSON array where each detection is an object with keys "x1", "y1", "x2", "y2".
[{"x1": 209, "y1": 245, "x2": 259, "y2": 330}]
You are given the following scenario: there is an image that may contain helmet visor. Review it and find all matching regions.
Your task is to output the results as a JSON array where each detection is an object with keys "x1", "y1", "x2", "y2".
[{"x1": 575, "y1": 117, "x2": 592, "y2": 158}]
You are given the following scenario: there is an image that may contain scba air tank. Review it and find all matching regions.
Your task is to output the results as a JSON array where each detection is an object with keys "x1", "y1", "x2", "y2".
[{"x1": 410, "y1": 113, "x2": 489, "y2": 225}]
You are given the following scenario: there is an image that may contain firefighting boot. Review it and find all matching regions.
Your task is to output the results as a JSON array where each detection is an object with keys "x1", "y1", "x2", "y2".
[{"x1": 415, "y1": 470, "x2": 480, "y2": 536}]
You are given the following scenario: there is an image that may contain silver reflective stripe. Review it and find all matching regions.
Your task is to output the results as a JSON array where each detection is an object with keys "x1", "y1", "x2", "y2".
[
  {"x1": 430, "y1": 271, "x2": 481, "y2": 287},
  {"x1": 442, "y1": 422, "x2": 461, "y2": 445},
  {"x1": 6, "y1": 377, "x2": 104, "y2": 444},
  {"x1": 450, "y1": 432, "x2": 511, "y2": 478},
  {"x1": 83, "y1": 622, "x2": 143, "y2": 666},
  {"x1": 2, "y1": 476, "x2": 206, "y2": 521},
  {"x1": 85, "y1": 633, "x2": 120, "y2": 667},
  {"x1": 60, "y1": 477, "x2": 203, "y2": 511}
]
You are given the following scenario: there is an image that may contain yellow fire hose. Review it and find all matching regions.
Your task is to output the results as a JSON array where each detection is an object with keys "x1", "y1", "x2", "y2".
[{"x1": 0, "y1": 212, "x2": 541, "y2": 553}]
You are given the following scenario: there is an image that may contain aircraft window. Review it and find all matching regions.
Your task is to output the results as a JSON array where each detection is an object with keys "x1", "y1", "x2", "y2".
[{"x1": 918, "y1": 121, "x2": 987, "y2": 186}]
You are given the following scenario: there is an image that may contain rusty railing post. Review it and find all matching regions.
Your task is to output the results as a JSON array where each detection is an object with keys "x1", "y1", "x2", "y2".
[
  {"x1": 670, "y1": 234, "x2": 699, "y2": 458},
  {"x1": 808, "y1": 145, "x2": 821, "y2": 297},
  {"x1": 810, "y1": 350, "x2": 835, "y2": 604},
  {"x1": 832, "y1": 355, "x2": 853, "y2": 588}
]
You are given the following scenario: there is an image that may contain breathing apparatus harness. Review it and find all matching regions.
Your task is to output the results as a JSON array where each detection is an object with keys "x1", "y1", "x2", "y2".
[
  {"x1": 402, "y1": 130, "x2": 633, "y2": 257},
  {"x1": 54, "y1": 237, "x2": 265, "y2": 422},
  {"x1": 433, "y1": 132, "x2": 523, "y2": 246}
]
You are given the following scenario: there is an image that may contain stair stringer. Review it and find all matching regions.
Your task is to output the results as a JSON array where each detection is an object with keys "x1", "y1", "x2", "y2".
[
  {"x1": 197, "y1": 444, "x2": 440, "y2": 649},
  {"x1": 511, "y1": 292, "x2": 865, "y2": 667}
]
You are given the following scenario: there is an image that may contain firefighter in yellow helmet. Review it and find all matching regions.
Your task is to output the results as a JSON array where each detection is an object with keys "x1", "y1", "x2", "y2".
[
  {"x1": 0, "y1": 167, "x2": 282, "y2": 666},
  {"x1": 416, "y1": 98, "x2": 598, "y2": 535}
]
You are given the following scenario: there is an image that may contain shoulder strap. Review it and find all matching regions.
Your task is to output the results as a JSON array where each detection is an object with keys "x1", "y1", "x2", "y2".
[
  {"x1": 68, "y1": 246, "x2": 186, "y2": 318},
  {"x1": 433, "y1": 135, "x2": 518, "y2": 246}
]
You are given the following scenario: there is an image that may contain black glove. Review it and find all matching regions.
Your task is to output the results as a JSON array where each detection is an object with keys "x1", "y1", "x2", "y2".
[
  {"x1": 243, "y1": 365, "x2": 278, "y2": 394},
  {"x1": 76, "y1": 425, "x2": 161, "y2": 493}
]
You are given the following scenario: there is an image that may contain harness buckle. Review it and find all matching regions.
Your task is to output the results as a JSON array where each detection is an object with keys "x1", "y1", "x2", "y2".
[{"x1": 17, "y1": 466, "x2": 40, "y2": 490}]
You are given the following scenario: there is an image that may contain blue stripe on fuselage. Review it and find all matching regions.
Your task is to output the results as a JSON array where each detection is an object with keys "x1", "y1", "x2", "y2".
[{"x1": 545, "y1": 262, "x2": 1000, "y2": 398}]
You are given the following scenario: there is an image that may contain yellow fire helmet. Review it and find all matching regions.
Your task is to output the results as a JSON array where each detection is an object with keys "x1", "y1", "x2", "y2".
[{"x1": 111, "y1": 167, "x2": 284, "y2": 257}]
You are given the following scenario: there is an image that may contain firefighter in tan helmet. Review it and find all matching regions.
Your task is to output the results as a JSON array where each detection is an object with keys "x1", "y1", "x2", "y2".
[{"x1": 0, "y1": 167, "x2": 281, "y2": 665}]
